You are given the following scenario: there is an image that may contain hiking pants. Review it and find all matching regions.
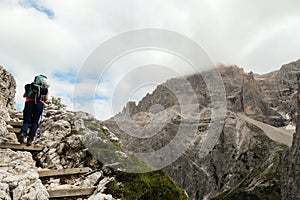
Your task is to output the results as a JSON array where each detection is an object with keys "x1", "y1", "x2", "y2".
[{"x1": 21, "y1": 101, "x2": 44, "y2": 140}]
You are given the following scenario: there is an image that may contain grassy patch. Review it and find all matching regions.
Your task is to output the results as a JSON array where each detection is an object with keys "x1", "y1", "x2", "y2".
[
  {"x1": 84, "y1": 120, "x2": 187, "y2": 198},
  {"x1": 65, "y1": 129, "x2": 83, "y2": 137},
  {"x1": 105, "y1": 170, "x2": 188, "y2": 200},
  {"x1": 88, "y1": 142, "x2": 155, "y2": 172}
]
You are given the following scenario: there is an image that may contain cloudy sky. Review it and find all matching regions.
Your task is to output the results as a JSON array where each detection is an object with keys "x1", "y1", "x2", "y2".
[{"x1": 0, "y1": 0, "x2": 300, "y2": 120}]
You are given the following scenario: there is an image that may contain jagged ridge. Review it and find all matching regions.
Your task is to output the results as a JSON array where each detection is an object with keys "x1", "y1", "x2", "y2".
[{"x1": 105, "y1": 59, "x2": 300, "y2": 199}]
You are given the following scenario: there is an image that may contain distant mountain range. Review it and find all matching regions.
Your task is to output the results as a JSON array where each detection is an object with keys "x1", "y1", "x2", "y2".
[{"x1": 105, "y1": 59, "x2": 300, "y2": 199}]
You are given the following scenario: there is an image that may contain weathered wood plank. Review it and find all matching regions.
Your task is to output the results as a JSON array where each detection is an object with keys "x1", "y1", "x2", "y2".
[
  {"x1": 9, "y1": 111, "x2": 22, "y2": 115},
  {"x1": 48, "y1": 187, "x2": 97, "y2": 198},
  {"x1": 38, "y1": 167, "x2": 92, "y2": 178},
  {"x1": 7, "y1": 127, "x2": 20, "y2": 133},
  {"x1": 0, "y1": 143, "x2": 44, "y2": 151},
  {"x1": 9, "y1": 112, "x2": 23, "y2": 119},
  {"x1": 6, "y1": 121, "x2": 23, "y2": 127}
]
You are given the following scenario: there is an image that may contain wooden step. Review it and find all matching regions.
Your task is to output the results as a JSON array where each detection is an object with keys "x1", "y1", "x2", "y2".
[
  {"x1": 9, "y1": 113, "x2": 23, "y2": 119},
  {"x1": 0, "y1": 143, "x2": 44, "y2": 151},
  {"x1": 48, "y1": 186, "x2": 97, "y2": 199},
  {"x1": 38, "y1": 167, "x2": 92, "y2": 178},
  {"x1": 7, "y1": 121, "x2": 23, "y2": 127},
  {"x1": 7, "y1": 127, "x2": 20, "y2": 133}
]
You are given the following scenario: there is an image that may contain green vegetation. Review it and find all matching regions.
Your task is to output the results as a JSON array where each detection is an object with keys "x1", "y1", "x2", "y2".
[
  {"x1": 105, "y1": 170, "x2": 188, "y2": 200},
  {"x1": 84, "y1": 121, "x2": 155, "y2": 172},
  {"x1": 87, "y1": 138, "x2": 155, "y2": 173},
  {"x1": 65, "y1": 129, "x2": 83, "y2": 137},
  {"x1": 83, "y1": 120, "x2": 187, "y2": 199},
  {"x1": 85, "y1": 122, "x2": 105, "y2": 135}
]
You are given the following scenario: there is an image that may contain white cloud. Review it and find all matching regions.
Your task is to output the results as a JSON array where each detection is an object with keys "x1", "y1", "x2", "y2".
[
  {"x1": 1, "y1": 0, "x2": 300, "y2": 119},
  {"x1": 239, "y1": 16, "x2": 300, "y2": 69}
]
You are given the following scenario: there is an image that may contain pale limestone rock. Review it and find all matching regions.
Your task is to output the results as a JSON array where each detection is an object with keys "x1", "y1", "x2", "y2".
[
  {"x1": 0, "y1": 66, "x2": 16, "y2": 109},
  {"x1": 94, "y1": 177, "x2": 114, "y2": 194},
  {"x1": 0, "y1": 183, "x2": 10, "y2": 200},
  {"x1": 12, "y1": 180, "x2": 29, "y2": 200},
  {"x1": 74, "y1": 119, "x2": 85, "y2": 131},
  {"x1": 82, "y1": 171, "x2": 102, "y2": 187},
  {"x1": 24, "y1": 170, "x2": 39, "y2": 181},
  {"x1": 0, "y1": 183, "x2": 9, "y2": 192},
  {"x1": 88, "y1": 193, "x2": 114, "y2": 200},
  {"x1": 24, "y1": 180, "x2": 49, "y2": 200},
  {"x1": 0, "y1": 117, "x2": 17, "y2": 144},
  {"x1": 0, "y1": 190, "x2": 11, "y2": 200},
  {"x1": 0, "y1": 149, "x2": 47, "y2": 200}
]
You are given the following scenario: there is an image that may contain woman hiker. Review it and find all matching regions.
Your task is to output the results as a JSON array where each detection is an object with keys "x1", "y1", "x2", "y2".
[{"x1": 17, "y1": 75, "x2": 49, "y2": 146}]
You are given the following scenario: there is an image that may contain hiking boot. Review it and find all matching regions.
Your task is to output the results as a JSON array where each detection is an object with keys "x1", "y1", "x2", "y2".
[
  {"x1": 27, "y1": 138, "x2": 33, "y2": 146},
  {"x1": 17, "y1": 132, "x2": 25, "y2": 144}
]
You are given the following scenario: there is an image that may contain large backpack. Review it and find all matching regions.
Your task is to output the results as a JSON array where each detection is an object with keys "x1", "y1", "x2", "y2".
[{"x1": 25, "y1": 75, "x2": 49, "y2": 101}]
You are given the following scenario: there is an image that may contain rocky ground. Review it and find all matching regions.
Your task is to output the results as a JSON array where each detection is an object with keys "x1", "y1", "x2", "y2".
[
  {"x1": 0, "y1": 66, "x2": 118, "y2": 199},
  {"x1": 0, "y1": 97, "x2": 118, "y2": 200}
]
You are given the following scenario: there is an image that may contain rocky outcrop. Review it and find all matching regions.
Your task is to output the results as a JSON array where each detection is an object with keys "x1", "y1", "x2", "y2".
[
  {"x1": 0, "y1": 65, "x2": 118, "y2": 199},
  {"x1": 31, "y1": 98, "x2": 119, "y2": 199},
  {"x1": 0, "y1": 66, "x2": 17, "y2": 144},
  {"x1": 219, "y1": 65, "x2": 285, "y2": 127},
  {"x1": 0, "y1": 149, "x2": 49, "y2": 200},
  {"x1": 281, "y1": 71, "x2": 300, "y2": 200},
  {"x1": 0, "y1": 96, "x2": 120, "y2": 199},
  {"x1": 0, "y1": 66, "x2": 16, "y2": 109},
  {"x1": 255, "y1": 59, "x2": 300, "y2": 126}
]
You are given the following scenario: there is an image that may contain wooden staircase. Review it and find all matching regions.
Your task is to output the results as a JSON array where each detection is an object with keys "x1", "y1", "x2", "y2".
[
  {"x1": 37, "y1": 167, "x2": 97, "y2": 199},
  {"x1": 1, "y1": 111, "x2": 97, "y2": 199},
  {"x1": 2, "y1": 119, "x2": 45, "y2": 151}
]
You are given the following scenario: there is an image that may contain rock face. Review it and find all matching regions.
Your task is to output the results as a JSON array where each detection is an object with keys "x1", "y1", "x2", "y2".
[
  {"x1": 106, "y1": 110, "x2": 287, "y2": 199},
  {"x1": 0, "y1": 65, "x2": 16, "y2": 109},
  {"x1": 220, "y1": 65, "x2": 285, "y2": 127},
  {"x1": 105, "y1": 60, "x2": 300, "y2": 199},
  {"x1": 281, "y1": 71, "x2": 300, "y2": 200},
  {"x1": 0, "y1": 66, "x2": 17, "y2": 144}
]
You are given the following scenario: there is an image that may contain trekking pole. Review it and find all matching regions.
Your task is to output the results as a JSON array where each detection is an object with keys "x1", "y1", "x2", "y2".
[
  {"x1": 37, "y1": 103, "x2": 44, "y2": 139},
  {"x1": 37, "y1": 113, "x2": 43, "y2": 139}
]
